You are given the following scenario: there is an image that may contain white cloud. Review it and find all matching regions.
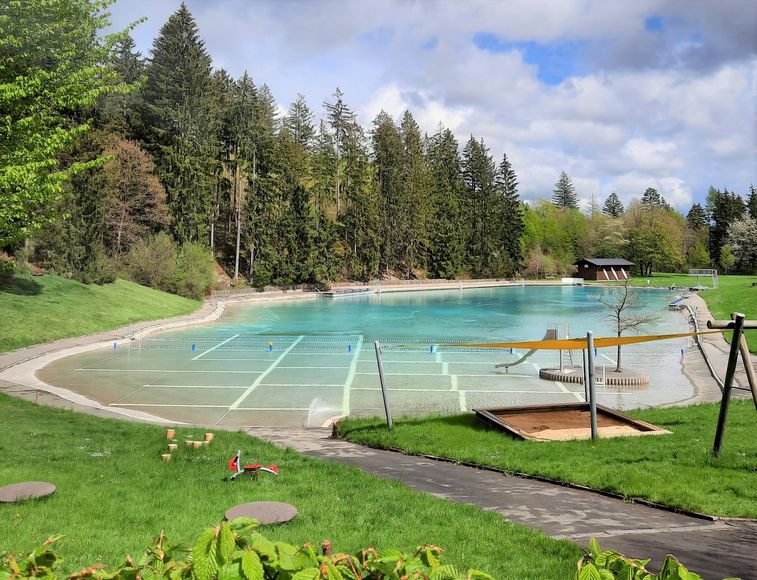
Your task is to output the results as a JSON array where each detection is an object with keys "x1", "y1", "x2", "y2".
[{"x1": 107, "y1": 0, "x2": 757, "y2": 211}]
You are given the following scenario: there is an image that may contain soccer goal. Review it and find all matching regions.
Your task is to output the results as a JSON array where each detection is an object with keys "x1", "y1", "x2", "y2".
[{"x1": 688, "y1": 268, "x2": 718, "y2": 289}]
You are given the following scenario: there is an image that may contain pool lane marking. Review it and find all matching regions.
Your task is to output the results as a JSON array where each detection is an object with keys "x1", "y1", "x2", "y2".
[
  {"x1": 341, "y1": 336, "x2": 363, "y2": 417},
  {"x1": 76, "y1": 369, "x2": 260, "y2": 373},
  {"x1": 191, "y1": 333, "x2": 240, "y2": 360},
  {"x1": 351, "y1": 387, "x2": 573, "y2": 394},
  {"x1": 458, "y1": 390, "x2": 466, "y2": 411},
  {"x1": 554, "y1": 381, "x2": 585, "y2": 401},
  {"x1": 219, "y1": 335, "x2": 305, "y2": 421}
]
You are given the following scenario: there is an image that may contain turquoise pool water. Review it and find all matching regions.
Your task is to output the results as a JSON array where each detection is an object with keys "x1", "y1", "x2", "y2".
[
  {"x1": 202, "y1": 286, "x2": 684, "y2": 341},
  {"x1": 39, "y1": 286, "x2": 695, "y2": 427}
]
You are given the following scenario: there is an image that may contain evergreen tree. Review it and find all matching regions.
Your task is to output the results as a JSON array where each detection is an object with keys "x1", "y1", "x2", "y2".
[
  {"x1": 323, "y1": 87, "x2": 356, "y2": 217},
  {"x1": 552, "y1": 171, "x2": 578, "y2": 209},
  {"x1": 284, "y1": 94, "x2": 315, "y2": 149},
  {"x1": 371, "y1": 111, "x2": 403, "y2": 273},
  {"x1": 462, "y1": 137, "x2": 499, "y2": 276},
  {"x1": 686, "y1": 203, "x2": 708, "y2": 230},
  {"x1": 341, "y1": 124, "x2": 381, "y2": 280},
  {"x1": 143, "y1": 3, "x2": 216, "y2": 244},
  {"x1": 495, "y1": 153, "x2": 524, "y2": 274},
  {"x1": 427, "y1": 126, "x2": 465, "y2": 278},
  {"x1": 708, "y1": 188, "x2": 745, "y2": 265},
  {"x1": 747, "y1": 184, "x2": 757, "y2": 220},
  {"x1": 641, "y1": 187, "x2": 664, "y2": 207},
  {"x1": 99, "y1": 34, "x2": 146, "y2": 137},
  {"x1": 398, "y1": 110, "x2": 432, "y2": 277},
  {"x1": 603, "y1": 192, "x2": 624, "y2": 218}
]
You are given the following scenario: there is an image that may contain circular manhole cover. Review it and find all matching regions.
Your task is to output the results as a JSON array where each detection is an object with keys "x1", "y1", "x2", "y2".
[
  {"x1": 224, "y1": 501, "x2": 298, "y2": 524},
  {"x1": 0, "y1": 482, "x2": 56, "y2": 503}
]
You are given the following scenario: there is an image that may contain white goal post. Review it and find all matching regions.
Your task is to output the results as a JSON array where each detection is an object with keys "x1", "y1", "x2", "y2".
[{"x1": 688, "y1": 268, "x2": 718, "y2": 289}]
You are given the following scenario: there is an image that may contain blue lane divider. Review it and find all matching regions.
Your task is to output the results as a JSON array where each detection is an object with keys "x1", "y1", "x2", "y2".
[
  {"x1": 348, "y1": 344, "x2": 352, "y2": 353},
  {"x1": 113, "y1": 342, "x2": 117, "y2": 350},
  {"x1": 191, "y1": 343, "x2": 196, "y2": 351}
]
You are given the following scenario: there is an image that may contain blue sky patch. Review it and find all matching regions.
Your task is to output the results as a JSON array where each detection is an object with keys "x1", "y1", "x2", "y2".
[
  {"x1": 422, "y1": 36, "x2": 438, "y2": 51},
  {"x1": 473, "y1": 32, "x2": 586, "y2": 85},
  {"x1": 645, "y1": 15, "x2": 664, "y2": 32}
]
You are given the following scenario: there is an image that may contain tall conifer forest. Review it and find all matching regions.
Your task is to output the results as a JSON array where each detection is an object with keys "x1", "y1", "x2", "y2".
[{"x1": 2, "y1": 2, "x2": 754, "y2": 297}]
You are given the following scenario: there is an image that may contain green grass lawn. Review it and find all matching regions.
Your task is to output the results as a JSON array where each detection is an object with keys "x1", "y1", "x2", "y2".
[
  {"x1": 591, "y1": 273, "x2": 757, "y2": 351},
  {"x1": 0, "y1": 393, "x2": 579, "y2": 578},
  {"x1": 338, "y1": 401, "x2": 757, "y2": 518},
  {"x1": 0, "y1": 275, "x2": 200, "y2": 353}
]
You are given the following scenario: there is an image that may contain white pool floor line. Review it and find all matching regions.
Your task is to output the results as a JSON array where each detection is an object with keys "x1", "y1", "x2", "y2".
[
  {"x1": 341, "y1": 336, "x2": 363, "y2": 417},
  {"x1": 215, "y1": 335, "x2": 305, "y2": 424},
  {"x1": 191, "y1": 334, "x2": 240, "y2": 360}
]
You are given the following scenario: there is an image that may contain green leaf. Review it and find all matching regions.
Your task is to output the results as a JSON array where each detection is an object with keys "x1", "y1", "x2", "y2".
[
  {"x1": 466, "y1": 569, "x2": 495, "y2": 580},
  {"x1": 291, "y1": 567, "x2": 320, "y2": 580},
  {"x1": 218, "y1": 524, "x2": 235, "y2": 565},
  {"x1": 588, "y1": 538, "x2": 602, "y2": 559},
  {"x1": 577, "y1": 563, "x2": 602, "y2": 580},
  {"x1": 218, "y1": 563, "x2": 243, "y2": 580},
  {"x1": 249, "y1": 534, "x2": 277, "y2": 561},
  {"x1": 241, "y1": 551, "x2": 264, "y2": 580},
  {"x1": 191, "y1": 527, "x2": 218, "y2": 580}
]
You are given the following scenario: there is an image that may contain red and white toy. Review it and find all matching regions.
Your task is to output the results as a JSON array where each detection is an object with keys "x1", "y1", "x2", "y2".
[{"x1": 228, "y1": 450, "x2": 279, "y2": 480}]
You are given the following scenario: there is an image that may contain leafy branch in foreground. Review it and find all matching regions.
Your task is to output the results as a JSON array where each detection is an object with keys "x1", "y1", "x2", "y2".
[
  {"x1": 0, "y1": 518, "x2": 494, "y2": 580},
  {"x1": 575, "y1": 538, "x2": 730, "y2": 580}
]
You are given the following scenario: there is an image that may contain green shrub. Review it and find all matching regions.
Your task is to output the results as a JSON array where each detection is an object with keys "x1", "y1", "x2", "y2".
[
  {"x1": 125, "y1": 233, "x2": 178, "y2": 293},
  {"x1": 177, "y1": 242, "x2": 215, "y2": 299},
  {"x1": 0, "y1": 518, "x2": 494, "y2": 580},
  {"x1": 576, "y1": 538, "x2": 708, "y2": 580}
]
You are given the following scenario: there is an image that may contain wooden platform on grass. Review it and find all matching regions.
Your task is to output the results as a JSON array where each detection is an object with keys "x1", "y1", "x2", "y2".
[{"x1": 474, "y1": 402, "x2": 670, "y2": 441}]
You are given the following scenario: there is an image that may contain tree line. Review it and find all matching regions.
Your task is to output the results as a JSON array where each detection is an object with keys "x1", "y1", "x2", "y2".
[{"x1": 2, "y1": 1, "x2": 755, "y2": 299}]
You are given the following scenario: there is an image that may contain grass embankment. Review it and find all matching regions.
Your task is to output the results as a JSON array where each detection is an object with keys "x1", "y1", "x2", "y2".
[
  {"x1": 339, "y1": 401, "x2": 757, "y2": 518},
  {"x1": 0, "y1": 275, "x2": 200, "y2": 353},
  {"x1": 594, "y1": 273, "x2": 757, "y2": 351},
  {"x1": 0, "y1": 393, "x2": 579, "y2": 578}
]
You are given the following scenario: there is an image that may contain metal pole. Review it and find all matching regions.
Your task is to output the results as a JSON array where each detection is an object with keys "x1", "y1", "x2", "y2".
[
  {"x1": 374, "y1": 340, "x2": 393, "y2": 431},
  {"x1": 713, "y1": 313, "x2": 745, "y2": 456},
  {"x1": 586, "y1": 331, "x2": 598, "y2": 440},
  {"x1": 582, "y1": 349, "x2": 589, "y2": 402}
]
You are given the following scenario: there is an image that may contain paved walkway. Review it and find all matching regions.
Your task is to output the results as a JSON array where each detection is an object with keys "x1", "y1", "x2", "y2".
[{"x1": 248, "y1": 427, "x2": 757, "y2": 580}]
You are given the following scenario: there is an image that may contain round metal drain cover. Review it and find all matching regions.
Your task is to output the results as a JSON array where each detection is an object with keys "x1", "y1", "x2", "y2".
[
  {"x1": 224, "y1": 501, "x2": 298, "y2": 525},
  {"x1": 0, "y1": 482, "x2": 56, "y2": 503}
]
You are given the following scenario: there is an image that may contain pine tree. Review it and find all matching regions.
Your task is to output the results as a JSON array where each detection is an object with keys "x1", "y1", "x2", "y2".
[
  {"x1": 284, "y1": 94, "x2": 315, "y2": 149},
  {"x1": 462, "y1": 137, "x2": 498, "y2": 276},
  {"x1": 641, "y1": 187, "x2": 663, "y2": 207},
  {"x1": 709, "y1": 188, "x2": 745, "y2": 264},
  {"x1": 371, "y1": 111, "x2": 403, "y2": 273},
  {"x1": 686, "y1": 203, "x2": 708, "y2": 230},
  {"x1": 495, "y1": 153, "x2": 524, "y2": 274},
  {"x1": 603, "y1": 192, "x2": 624, "y2": 218},
  {"x1": 552, "y1": 171, "x2": 578, "y2": 209},
  {"x1": 427, "y1": 126, "x2": 465, "y2": 278},
  {"x1": 143, "y1": 3, "x2": 216, "y2": 244},
  {"x1": 398, "y1": 110, "x2": 432, "y2": 277},
  {"x1": 341, "y1": 124, "x2": 381, "y2": 280},
  {"x1": 323, "y1": 87, "x2": 356, "y2": 217},
  {"x1": 747, "y1": 184, "x2": 757, "y2": 220}
]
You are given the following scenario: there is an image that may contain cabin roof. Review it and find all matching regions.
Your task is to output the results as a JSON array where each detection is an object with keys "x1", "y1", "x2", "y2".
[{"x1": 576, "y1": 258, "x2": 635, "y2": 266}]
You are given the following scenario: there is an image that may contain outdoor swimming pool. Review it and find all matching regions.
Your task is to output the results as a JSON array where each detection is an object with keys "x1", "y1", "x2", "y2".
[{"x1": 38, "y1": 286, "x2": 695, "y2": 426}]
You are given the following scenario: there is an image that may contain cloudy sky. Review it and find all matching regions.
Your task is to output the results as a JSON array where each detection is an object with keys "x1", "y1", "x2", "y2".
[{"x1": 109, "y1": 0, "x2": 756, "y2": 210}]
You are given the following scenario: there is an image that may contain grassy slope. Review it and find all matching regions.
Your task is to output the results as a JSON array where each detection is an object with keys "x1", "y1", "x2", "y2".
[
  {"x1": 590, "y1": 273, "x2": 757, "y2": 351},
  {"x1": 339, "y1": 401, "x2": 757, "y2": 518},
  {"x1": 0, "y1": 394, "x2": 579, "y2": 578},
  {"x1": 0, "y1": 275, "x2": 200, "y2": 352}
]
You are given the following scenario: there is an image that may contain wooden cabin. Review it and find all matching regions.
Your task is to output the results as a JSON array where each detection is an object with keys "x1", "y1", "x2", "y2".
[{"x1": 575, "y1": 258, "x2": 634, "y2": 281}]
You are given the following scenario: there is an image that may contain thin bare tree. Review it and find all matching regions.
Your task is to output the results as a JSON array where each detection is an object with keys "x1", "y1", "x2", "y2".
[{"x1": 599, "y1": 281, "x2": 659, "y2": 372}]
